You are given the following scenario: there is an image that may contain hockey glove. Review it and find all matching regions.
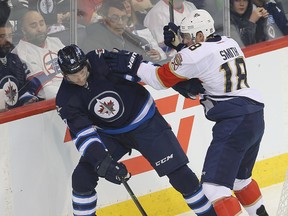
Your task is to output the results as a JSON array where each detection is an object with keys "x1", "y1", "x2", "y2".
[
  {"x1": 172, "y1": 78, "x2": 205, "y2": 99},
  {"x1": 97, "y1": 154, "x2": 131, "y2": 185},
  {"x1": 163, "y1": 22, "x2": 186, "y2": 52},
  {"x1": 103, "y1": 49, "x2": 143, "y2": 79}
]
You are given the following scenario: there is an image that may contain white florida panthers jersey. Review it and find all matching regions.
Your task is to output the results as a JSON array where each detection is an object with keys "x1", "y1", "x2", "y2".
[{"x1": 138, "y1": 36, "x2": 263, "y2": 104}]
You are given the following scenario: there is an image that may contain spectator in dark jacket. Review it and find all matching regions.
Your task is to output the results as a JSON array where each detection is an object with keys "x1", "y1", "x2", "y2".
[
  {"x1": 0, "y1": 18, "x2": 38, "y2": 111},
  {"x1": 253, "y1": 0, "x2": 288, "y2": 39},
  {"x1": 230, "y1": 0, "x2": 269, "y2": 47},
  {"x1": 0, "y1": 0, "x2": 10, "y2": 26}
]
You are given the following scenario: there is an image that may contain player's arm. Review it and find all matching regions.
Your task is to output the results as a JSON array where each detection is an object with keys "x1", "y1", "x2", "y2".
[
  {"x1": 56, "y1": 104, "x2": 130, "y2": 184},
  {"x1": 103, "y1": 49, "x2": 189, "y2": 88},
  {"x1": 103, "y1": 49, "x2": 205, "y2": 97},
  {"x1": 103, "y1": 49, "x2": 200, "y2": 89}
]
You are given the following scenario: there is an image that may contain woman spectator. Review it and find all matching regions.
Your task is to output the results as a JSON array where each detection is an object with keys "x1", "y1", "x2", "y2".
[{"x1": 230, "y1": 0, "x2": 269, "y2": 47}]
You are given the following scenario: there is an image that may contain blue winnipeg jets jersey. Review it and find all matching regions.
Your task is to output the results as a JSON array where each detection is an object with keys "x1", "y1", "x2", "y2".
[
  {"x1": 56, "y1": 50, "x2": 155, "y2": 156},
  {"x1": 0, "y1": 53, "x2": 36, "y2": 109}
]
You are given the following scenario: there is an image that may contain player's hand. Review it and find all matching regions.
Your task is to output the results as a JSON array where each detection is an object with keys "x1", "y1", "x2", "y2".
[
  {"x1": 172, "y1": 78, "x2": 205, "y2": 99},
  {"x1": 163, "y1": 23, "x2": 186, "y2": 51},
  {"x1": 103, "y1": 49, "x2": 143, "y2": 77},
  {"x1": 96, "y1": 154, "x2": 131, "y2": 184}
]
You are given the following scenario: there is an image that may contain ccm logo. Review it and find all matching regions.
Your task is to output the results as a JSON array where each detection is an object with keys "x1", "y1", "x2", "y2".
[{"x1": 155, "y1": 154, "x2": 174, "y2": 166}]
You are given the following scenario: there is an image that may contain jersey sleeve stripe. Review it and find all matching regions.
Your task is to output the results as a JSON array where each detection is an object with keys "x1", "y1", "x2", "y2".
[
  {"x1": 78, "y1": 137, "x2": 102, "y2": 155},
  {"x1": 156, "y1": 62, "x2": 188, "y2": 88},
  {"x1": 73, "y1": 127, "x2": 96, "y2": 144}
]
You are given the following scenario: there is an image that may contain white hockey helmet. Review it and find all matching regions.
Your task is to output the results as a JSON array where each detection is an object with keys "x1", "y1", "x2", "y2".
[{"x1": 180, "y1": 9, "x2": 215, "y2": 41}]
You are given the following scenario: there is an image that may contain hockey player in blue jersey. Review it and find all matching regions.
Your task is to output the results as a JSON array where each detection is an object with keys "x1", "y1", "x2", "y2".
[
  {"x1": 103, "y1": 9, "x2": 269, "y2": 216},
  {"x1": 56, "y1": 44, "x2": 216, "y2": 216}
]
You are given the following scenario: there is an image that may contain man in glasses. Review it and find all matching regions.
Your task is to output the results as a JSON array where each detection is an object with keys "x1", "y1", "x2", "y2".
[{"x1": 82, "y1": 0, "x2": 161, "y2": 62}]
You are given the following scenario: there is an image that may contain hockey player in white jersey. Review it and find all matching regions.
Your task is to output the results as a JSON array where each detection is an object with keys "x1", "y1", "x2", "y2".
[{"x1": 104, "y1": 9, "x2": 269, "y2": 216}]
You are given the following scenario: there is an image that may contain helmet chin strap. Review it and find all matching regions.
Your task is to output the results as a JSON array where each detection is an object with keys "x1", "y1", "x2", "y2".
[{"x1": 83, "y1": 71, "x2": 90, "y2": 89}]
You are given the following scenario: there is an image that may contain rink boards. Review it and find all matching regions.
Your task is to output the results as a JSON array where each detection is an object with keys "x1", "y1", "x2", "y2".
[{"x1": 0, "y1": 37, "x2": 288, "y2": 216}]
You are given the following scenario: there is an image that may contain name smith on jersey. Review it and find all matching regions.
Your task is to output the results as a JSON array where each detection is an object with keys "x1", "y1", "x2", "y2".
[{"x1": 220, "y1": 47, "x2": 240, "y2": 60}]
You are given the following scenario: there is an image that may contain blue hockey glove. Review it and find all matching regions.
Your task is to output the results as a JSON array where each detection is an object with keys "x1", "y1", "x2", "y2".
[
  {"x1": 163, "y1": 22, "x2": 186, "y2": 52},
  {"x1": 97, "y1": 154, "x2": 131, "y2": 185},
  {"x1": 103, "y1": 49, "x2": 143, "y2": 79},
  {"x1": 172, "y1": 78, "x2": 205, "y2": 99}
]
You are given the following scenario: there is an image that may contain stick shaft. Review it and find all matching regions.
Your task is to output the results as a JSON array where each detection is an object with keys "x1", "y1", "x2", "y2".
[
  {"x1": 122, "y1": 180, "x2": 148, "y2": 216},
  {"x1": 169, "y1": 0, "x2": 174, "y2": 23}
]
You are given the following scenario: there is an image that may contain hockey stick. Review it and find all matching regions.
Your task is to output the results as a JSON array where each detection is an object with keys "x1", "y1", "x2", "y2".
[
  {"x1": 168, "y1": 0, "x2": 177, "y2": 44},
  {"x1": 169, "y1": 0, "x2": 174, "y2": 23},
  {"x1": 121, "y1": 179, "x2": 148, "y2": 216}
]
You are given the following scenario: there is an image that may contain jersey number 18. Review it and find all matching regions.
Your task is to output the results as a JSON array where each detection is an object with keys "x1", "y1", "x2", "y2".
[{"x1": 220, "y1": 57, "x2": 250, "y2": 93}]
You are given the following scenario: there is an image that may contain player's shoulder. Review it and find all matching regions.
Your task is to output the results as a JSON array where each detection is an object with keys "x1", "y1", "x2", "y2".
[
  {"x1": 56, "y1": 80, "x2": 76, "y2": 103},
  {"x1": 180, "y1": 42, "x2": 210, "y2": 58}
]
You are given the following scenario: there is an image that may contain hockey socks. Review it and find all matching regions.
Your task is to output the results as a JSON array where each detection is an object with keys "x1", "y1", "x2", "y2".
[
  {"x1": 167, "y1": 165, "x2": 216, "y2": 215},
  {"x1": 234, "y1": 179, "x2": 268, "y2": 216},
  {"x1": 72, "y1": 190, "x2": 97, "y2": 216},
  {"x1": 184, "y1": 186, "x2": 217, "y2": 216},
  {"x1": 214, "y1": 196, "x2": 242, "y2": 216}
]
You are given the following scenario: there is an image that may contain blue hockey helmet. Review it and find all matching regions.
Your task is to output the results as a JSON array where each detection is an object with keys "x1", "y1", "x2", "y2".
[{"x1": 58, "y1": 44, "x2": 87, "y2": 74}]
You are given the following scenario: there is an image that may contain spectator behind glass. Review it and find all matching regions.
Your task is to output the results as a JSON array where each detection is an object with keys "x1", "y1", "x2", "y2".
[
  {"x1": 253, "y1": 0, "x2": 288, "y2": 39},
  {"x1": 188, "y1": 0, "x2": 224, "y2": 34},
  {"x1": 77, "y1": 0, "x2": 103, "y2": 25},
  {"x1": 230, "y1": 0, "x2": 269, "y2": 47},
  {"x1": 12, "y1": 10, "x2": 65, "y2": 100},
  {"x1": 0, "y1": 0, "x2": 11, "y2": 25},
  {"x1": 124, "y1": 0, "x2": 167, "y2": 62},
  {"x1": 46, "y1": 0, "x2": 71, "y2": 36},
  {"x1": 130, "y1": 0, "x2": 154, "y2": 25},
  {"x1": 143, "y1": 0, "x2": 197, "y2": 56},
  {"x1": 0, "y1": 21, "x2": 38, "y2": 112},
  {"x1": 82, "y1": 0, "x2": 158, "y2": 63}
]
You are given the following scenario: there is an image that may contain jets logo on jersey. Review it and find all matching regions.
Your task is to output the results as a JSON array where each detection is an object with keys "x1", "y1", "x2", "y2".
[
  {"x1": 89, "y1": 91, "x2": 124, "y2": 122},
  {"x1": 97, "y1": 99, "x2": 116, "y2": 115},
  {"x1": 43, "y1": 51, "x2": 62, "y2": 75},
  {"x1": 0, "y1": 75, "x2": 19, "y2": 106},
  {"x1": 171, "y1": 53, "x2": 183, "y2": 71}
]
